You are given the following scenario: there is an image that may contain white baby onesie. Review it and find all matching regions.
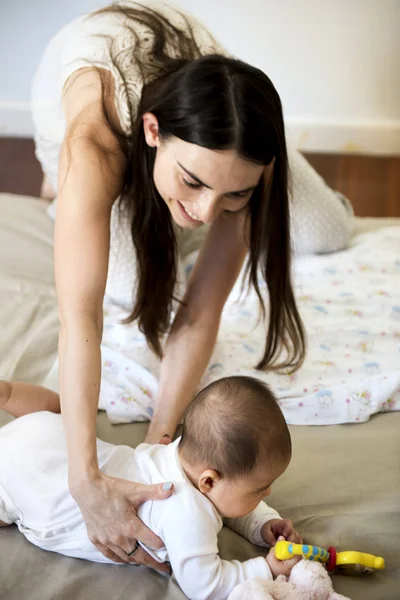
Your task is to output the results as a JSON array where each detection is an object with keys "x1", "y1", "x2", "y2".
[{"x1": 0, "y1": 412, "x2": 279, "y2": 600}]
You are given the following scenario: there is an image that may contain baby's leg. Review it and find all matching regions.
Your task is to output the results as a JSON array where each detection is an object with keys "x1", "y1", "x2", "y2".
[
  {"x1": 0, "y1": 381, "x2": 60, "y2": 417},
  {"x1": 0, "y1": 520, "x2": 10, "y2": 527}
]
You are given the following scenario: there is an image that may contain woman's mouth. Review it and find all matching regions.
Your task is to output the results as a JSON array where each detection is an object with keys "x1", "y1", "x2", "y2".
[{"x1": 178, "y1": 201, "x2": 202, "y2": 223}]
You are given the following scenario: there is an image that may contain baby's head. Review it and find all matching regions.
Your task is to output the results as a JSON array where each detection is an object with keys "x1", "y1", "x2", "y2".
[{"x1": 178, "y1": 376, "x2": 291, "y2": 518}]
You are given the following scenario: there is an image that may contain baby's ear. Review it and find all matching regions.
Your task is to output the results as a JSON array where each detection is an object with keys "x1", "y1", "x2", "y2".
[{"x1": 198, "y1": 469, "x2": 221, "y2": 494}]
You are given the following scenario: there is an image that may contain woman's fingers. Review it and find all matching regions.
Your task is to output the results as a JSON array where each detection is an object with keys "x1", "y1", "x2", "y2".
[
  {"x1": 125, "y1": 481, "x2": 174, "y2": 549},
  {"x1": 95, "y1": 540, "x2": 172, "y2": 575},
  {"x1": 93, "y1": 532, "x2": 168, "y2": 569},
  {"x1": 108, "y1": 537, "x2": 140, "y2": 561},
  {"x1": 106, "y1": 541, "x2": 134, "y2": 563},
  {"x1": 159, "y1": 434, "x2": 172, "y2": 446},
  {"x1": 128, "y1": 481, "x2": 174, "y2": 508},
  {"x1": 94, "y1": 541, "x2": 127, "y2": 564},
  {"x1": 126, "y1": 513, "x2": 166, "y2": 550},
  {"x1": 91, "y1": 532, "x2": 137, "y2": 562},
  {"x1": 78, "y1": 476, "x2": 174, "y2": 561},
  {"x1": 131, "y1": 546, "x2": 172, "y2": 575}
]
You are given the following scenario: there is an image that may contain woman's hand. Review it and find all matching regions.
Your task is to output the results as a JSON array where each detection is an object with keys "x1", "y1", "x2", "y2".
[
  {"x1": 70, "y1": 471, "x2": 173, "y2": 573},
  {"x1": 145, "y1": 420, "x2": 174, "y2": 445}
]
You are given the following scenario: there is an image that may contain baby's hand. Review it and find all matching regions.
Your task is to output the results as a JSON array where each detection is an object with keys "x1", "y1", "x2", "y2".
[
  {"x1": 266, "y1": 536, "x2": 301, "y2": 577},
  {"x1": 261, "y1": 518, "x2": 302, "y2": 547}
]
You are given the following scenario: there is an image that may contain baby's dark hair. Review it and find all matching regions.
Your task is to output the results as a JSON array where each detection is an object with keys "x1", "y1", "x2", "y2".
[{"x1": 179, "y1": 376, "x2": 291, "y2": 479}]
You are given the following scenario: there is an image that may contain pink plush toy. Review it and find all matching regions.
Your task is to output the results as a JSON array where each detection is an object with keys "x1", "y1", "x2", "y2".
[{"x1": 228, "y1": 559, "x2": 351, "y2": 600}]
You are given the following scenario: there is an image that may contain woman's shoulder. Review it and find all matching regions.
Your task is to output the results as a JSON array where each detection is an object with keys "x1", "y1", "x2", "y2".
[{"x1": 32, "y1": 9, "x2": 138, "y2": 138}]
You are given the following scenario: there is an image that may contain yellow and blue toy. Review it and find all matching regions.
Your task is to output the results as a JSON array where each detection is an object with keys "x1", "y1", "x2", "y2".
[{"x1": 275, "y1": 540, "x2": 385, "y2": 575}]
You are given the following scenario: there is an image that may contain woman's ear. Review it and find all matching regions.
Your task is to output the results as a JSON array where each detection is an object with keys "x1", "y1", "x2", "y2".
[
  {"x1": 142, "y1": 112, "x2": 160, "y2": 147},
  {"x1": 198, "y1": 469, "x2": 221, "y2": 494}
]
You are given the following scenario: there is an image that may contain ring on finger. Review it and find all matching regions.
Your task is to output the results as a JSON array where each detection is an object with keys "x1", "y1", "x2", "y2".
[{"x1": 126, "y1": 540, "x2": 140, "y2": 557}]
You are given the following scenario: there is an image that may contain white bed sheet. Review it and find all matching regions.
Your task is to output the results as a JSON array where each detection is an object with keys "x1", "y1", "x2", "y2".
[{"x1": 63, "y1": 224, "x2": 400, "y2": 426}]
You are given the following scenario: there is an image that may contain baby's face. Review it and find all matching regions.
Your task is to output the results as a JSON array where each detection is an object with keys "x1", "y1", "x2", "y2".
[{"x1": 211, "y1": 460, "x2": 288, "y2": 518}]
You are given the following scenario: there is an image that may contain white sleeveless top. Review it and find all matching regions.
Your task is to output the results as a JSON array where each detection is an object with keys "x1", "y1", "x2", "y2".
[
  {"x1": 31, "y1": 2, "x2": 354, "y2": 309},
  {"x1": 31, "y1": 2, "x2": 223, "y2": 308}
]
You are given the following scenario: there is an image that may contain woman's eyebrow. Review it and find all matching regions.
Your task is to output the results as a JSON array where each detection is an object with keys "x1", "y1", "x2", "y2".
[
  {"x1": 177, "y1": 161, "x2": 212, "y2": 188},
  {"x1": 177, "y1": 161, "x2": 258, "y2": 194}
]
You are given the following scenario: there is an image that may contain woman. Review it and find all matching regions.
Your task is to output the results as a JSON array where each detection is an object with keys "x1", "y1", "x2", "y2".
[{"x1": 30, "y1": 1, "x2": 353, "y2": 571}]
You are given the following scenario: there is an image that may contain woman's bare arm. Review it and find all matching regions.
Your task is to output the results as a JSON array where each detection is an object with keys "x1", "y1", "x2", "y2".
[
  {"x1": 146, "y1": 209, "x2": 248, "y2": 442},
  {"x1": 55, "y1": 68, "x2": 172, "y2": 569},
  {"x1": 57, "y1": 70, "x2": 122, "y2": 483}
]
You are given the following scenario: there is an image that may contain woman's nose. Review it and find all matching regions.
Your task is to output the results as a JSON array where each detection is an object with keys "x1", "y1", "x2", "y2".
[{"x1": 198, "y1": 192, "x2": 221, "y2": 224}]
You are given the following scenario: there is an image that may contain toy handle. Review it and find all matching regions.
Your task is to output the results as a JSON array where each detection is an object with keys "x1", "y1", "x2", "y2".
[
  {"x1": 275, "y1": 541, "x2": 386, "y2": 573},
  {"x1": 275, "y1": 540, "x2": 329, "y2": 563}
]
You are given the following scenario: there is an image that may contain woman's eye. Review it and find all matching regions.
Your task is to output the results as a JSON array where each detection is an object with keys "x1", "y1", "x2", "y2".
[
  {"x1": 230, "y1": 191, "x2": 250, "y2": 198},
  {"x1": 183, "y1": 179, "x2": 202, "y2": 189}
]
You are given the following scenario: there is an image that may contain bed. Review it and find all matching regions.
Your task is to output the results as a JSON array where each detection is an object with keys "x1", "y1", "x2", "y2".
[{"x1": 0, "y1": 192, "x2": 399, "y2": 600}]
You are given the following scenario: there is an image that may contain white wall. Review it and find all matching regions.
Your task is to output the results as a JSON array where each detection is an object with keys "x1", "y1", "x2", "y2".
[{"x1": 1, "y1": 0, "x2": 399, "y2": 153}]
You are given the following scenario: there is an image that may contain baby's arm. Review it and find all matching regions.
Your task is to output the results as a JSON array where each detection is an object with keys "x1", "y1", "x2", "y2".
[
  {"x1": 225, "y1": 501, "x2": 281, "y2": 547},
  {"x1": 225, "y1": 502, "x2": 302, "y2": 548},
  {"x1": 0, "y1": 381, "x2": 60, "y2": 417},
  {"x1": 158, "y1": 489, "x2": 273, "y2": 600}
]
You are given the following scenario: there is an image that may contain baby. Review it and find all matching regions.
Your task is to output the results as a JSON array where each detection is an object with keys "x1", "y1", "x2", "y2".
[{"x1": 0, "y1": 376, "x2": 301, "y2": 600}]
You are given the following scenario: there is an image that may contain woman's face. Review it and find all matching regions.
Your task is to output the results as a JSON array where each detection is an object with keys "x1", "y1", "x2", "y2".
[{"x1": 143, "y1": 113, "x2": 268, "y2": 229}]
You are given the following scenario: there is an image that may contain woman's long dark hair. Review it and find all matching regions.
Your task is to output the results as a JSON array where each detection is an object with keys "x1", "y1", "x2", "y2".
[{"x1": 93, "y1": 2, "x2": 306, "y2": 370}]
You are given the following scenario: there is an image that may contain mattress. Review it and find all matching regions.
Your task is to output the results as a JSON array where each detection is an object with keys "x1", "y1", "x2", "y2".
[
  {"x1": 0, "y1": 192, "x2": 399, "y2": 600},
  {"x1": 74, "y1": 223, "x2": 400, "y2": 426}
]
